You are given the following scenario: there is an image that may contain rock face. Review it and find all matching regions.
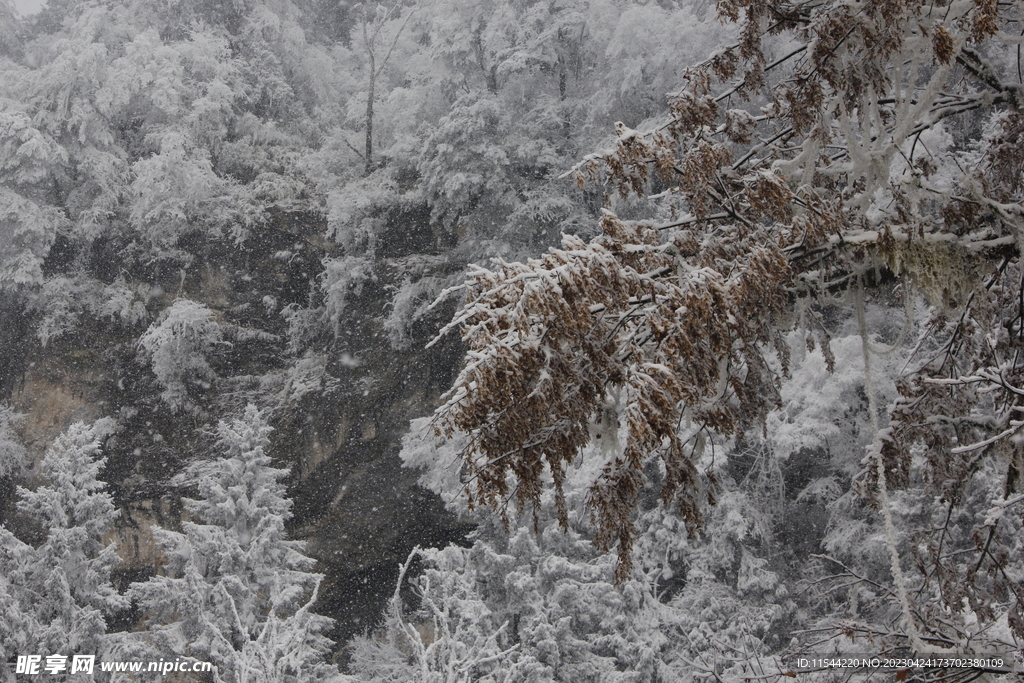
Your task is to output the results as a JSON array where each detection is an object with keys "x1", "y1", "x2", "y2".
[{"x1": 0, "y1": 209, "x2": 473, "y2": 647}]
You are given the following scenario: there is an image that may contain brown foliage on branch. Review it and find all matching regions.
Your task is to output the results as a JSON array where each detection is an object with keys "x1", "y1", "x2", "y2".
[
  {"x1": 432, "y1": 0, "x2": 1024, "y2": 585},
  {"x1": 432, "y1": 212, "x2": 793, "y2": 579}
]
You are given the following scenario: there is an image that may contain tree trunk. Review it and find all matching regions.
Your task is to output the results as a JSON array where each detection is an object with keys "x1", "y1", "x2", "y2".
[
  {"x1": 558, "y1": 56, "x2": 570, "y2": 141},
  {"x1": 365, "y1": 50, "x2": 375, "y2": 176}
]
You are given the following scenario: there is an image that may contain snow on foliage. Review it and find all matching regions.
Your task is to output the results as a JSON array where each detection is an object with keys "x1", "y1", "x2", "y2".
[
  {"x1": 383, "y1": 275, "x2": 447, "y2": 350},
  {"x1": 30, "y1": 276, "x2": 152, "y2": 347},
  {"x1": 0, "y1": 420, "x2": 125, "y2": 672},
  {"x1": 137, "y1": 298, "x2": 222, "y2": 411},
  {"x1": 385, "y1": 414, "x2": 794, "y2": 683},
  {"x1": 321, "y1": 256, "x2": 375, "y2": 334},
  {"x1": 129, "y1": 131, "x2": 234, "y2": 252},
  {"x1": 767, "y1": 316, "x2": 908, "y2": 472},
  {"x1": 432, "y1": 212, "x2": 791, "y2": 579},
  {"x1": 326, "y1": 176, "x2": 407, "y2": 256},
  {"x1": 434, "y1": 0, "x2": 1024, "y2": 569},
  {"x1": 3, "y1": 0, "x2": 1024, "y2": 677},
  {"x1": 0, "y1": 187, "x2": 64, "y2": 291},
  {"x1": 422, "y1": 0, "x2": 1024, "y2": 670},
  {"x1": 0, "y1": 405, "x2": 27, "y2": 480},
  {"x1": 126, "y1": 405, "x2": 345, "y2": 683},
  {"x1": 349, "y1": 545, "x2": 528, "y2": 683},
  {"x1": 399, "y1": 416, "x2": 468, "y2": 512}
]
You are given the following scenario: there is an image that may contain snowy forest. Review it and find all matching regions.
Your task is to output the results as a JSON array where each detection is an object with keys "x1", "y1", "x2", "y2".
[{"x1": 1, "y1": 0, "x2": 1024, "y2": 680}]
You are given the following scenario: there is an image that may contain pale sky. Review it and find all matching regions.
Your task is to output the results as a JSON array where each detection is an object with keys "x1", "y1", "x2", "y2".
[{"x1": 12, "y1": 0, "x2": 46, "y2": 15}]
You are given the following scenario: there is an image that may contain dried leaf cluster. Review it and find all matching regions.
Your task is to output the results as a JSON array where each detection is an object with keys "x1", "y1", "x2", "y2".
[{"x1": 434, "y1": 0, "x2": 1024, "y2": 598}]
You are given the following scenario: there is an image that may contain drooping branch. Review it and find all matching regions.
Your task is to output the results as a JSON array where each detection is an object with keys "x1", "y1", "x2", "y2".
[{"x1": 432, "y1": 0, "x2": 1024, "y2": 588}]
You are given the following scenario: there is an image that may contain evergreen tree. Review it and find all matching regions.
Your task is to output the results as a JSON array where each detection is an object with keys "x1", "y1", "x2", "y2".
[
  {"x1": 128, "y1": 405, "x2": 346, "y2": 683},
  {"x1": 0, "y1": 419, "x2": 125, "y2": 681}
]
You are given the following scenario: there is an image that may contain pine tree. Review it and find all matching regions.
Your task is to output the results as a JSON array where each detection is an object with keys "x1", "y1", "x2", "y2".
[
  {"x1": 0, "y1": 419, "x2": 126, "y2": 679},
  {"x1": 128, "y1": 405, "x2": 346, "y2": 683}
]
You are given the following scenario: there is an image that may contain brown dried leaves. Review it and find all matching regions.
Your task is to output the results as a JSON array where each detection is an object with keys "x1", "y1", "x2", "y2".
[
  {"x1": 434, "y1": 209, "x2": 793, "y2": 580},
  {"x1": 434, "y1": 0, "x2": 1024, "y2": 583},
  {"x1": 931, "y1": 25, "x2": 955, "y2": 65}
]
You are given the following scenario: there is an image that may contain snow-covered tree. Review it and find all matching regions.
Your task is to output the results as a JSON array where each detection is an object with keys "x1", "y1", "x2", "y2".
[
  {"x1": 137, "y1": 298, "x2": 223, "y2": 411},
  {"x1": 0, "y1": 405, "x2": 28, "y2": 480},
  {"x1": 348, "y1": 545, "x2": 529, "y2": 683},
  {"x1": 431, "y1": 0, "x2": 1022, "y2": 555},
  {"x1": 127, "y1": 405, "x2": 345, "y2": 683},
  {"x1": 318, "y1": 0, "x2": 733, "y2": 265},
  {"x1": 6, "y1": 0, "x2": 1024, "y2": 676},
  {"x1": 0, "y1": 112, "x2": 67, "y2": 292},
  {"x1": 387, "y1": 306, "x2": 1019, "y2": 683},
  {"x1": 349, "y1": 2, "x2": 417, "y2": 176},
  {"x1": 354, "y1": 412, "x2": 792, "y2": 683},
  {"x1": 0, "y1": 420, "x2": 126, "y2": 676},
  {"x1": 427, "y1": 0, "x2": 1024, "y2": 666}
]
